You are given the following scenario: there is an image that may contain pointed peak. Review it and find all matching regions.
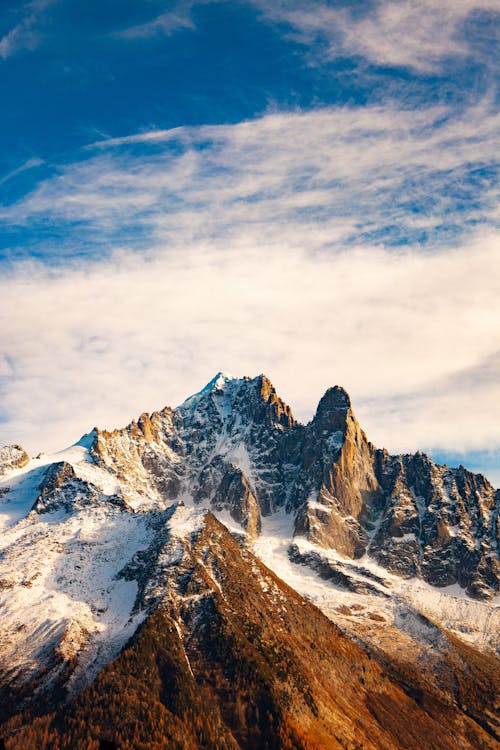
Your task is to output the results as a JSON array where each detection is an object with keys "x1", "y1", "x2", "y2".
[
  {"x1": 74, "y1": 430, "x2": 97, "y2": 450},
  {"x1": 254, "y1": 373, "x2": 276, "y2": 396},
  {"x1": 193, "y1": 371, "x2": 237, "y2": 397},
  {"x1": 251, "y1": 374, "x2": 296, "y2": 429},
  {"x1": 310, "y1": 386, "x2": 352, "y2": 434},
  {"x1": 178, "y1": 372, "x2": 238, "y2": 410},
  {"x1": 318, "y1": 386, "x2": 351, "y2": 411},
  {"x1": 205, "y1": 371, "x2": 236, "y2": 391}
]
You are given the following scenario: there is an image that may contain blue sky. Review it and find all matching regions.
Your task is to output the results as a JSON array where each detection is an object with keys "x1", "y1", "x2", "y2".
[{"x1": 1, "y1": 0, "x2": 499, "y2": 484}]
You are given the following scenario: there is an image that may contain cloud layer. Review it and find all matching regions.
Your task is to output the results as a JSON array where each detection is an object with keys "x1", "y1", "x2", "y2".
[
  {"x1": 116, "y1": 1, "x2": 196, "y2": 39},
  {"x1": 2, "y1": 228, "x2": 499, "y2": 479},
  {"x1": 4, "y1": 0, "x2": 498, "y2": 73},
  {"x1": 254, "y1": 0, "x2": 500, "y2": 72},
  {"x1": 1, "y1": 79, "x2": 499, "y2": 483},
  {"x1": 3, "y1": 100, "x2": 499, "y2": 258}
]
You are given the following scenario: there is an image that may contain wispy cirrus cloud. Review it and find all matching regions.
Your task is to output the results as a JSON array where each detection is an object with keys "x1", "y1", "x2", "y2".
[
  {"x1": 0, "y1": 157, "x2": 44, "y2": 187},
  {"x1": 3, "y1": 99, "x2": 498, "y2": 254},
  {"x1": 0, "y1": 0, "x2": 58, "y2": 60},
  {"x1": 252, "y1": 0, "x2": 500, "y2": 72},
  {"x1": 116, "y1": 1, "x2": 199, "y2": 40}
]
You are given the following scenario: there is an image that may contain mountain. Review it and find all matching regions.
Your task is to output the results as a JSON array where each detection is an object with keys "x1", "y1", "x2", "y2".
[
  {"x1": 90, "y1": 373, "x2": 500, "y2": 599},
  {"x1": 0, "y1": 373, "x2": 498, "y2": 749}
]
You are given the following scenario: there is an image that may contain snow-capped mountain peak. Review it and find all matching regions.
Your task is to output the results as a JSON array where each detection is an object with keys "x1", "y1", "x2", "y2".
[{"x1": 178, "y1": 370, "x2": 237, "y2": 408}]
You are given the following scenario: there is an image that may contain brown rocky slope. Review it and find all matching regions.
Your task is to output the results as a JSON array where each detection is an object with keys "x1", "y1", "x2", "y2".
[{"x1": 1, "y1": 514, "x2": 498, "y2": 750}]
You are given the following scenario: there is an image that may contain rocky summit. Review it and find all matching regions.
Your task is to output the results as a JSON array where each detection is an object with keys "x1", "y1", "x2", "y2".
[
  {"x1": 90, "y1": 373, "x2": 500, "y2": 600},
  {"x1": 0, "y1": 373, "x2": 499, "y2": 749}
]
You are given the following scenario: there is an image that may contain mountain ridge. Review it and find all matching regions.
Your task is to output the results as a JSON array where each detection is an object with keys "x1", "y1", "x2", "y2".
[
  {"x1": 0, "y1": 373, "x2": 498, "y2": 748},
  {"x1": 83, "y1": 373, "x2": 500, "y2": 600}
]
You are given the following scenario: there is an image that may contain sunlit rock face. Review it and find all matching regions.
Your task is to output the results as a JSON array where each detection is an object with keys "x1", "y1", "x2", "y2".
[
  {"x1": 291, "y1": 386, "x2": 384, "y2": 559},
  {"x1": 211, "y1": 465, "x2": 261, "y2": 538},
  {"x1": 89, "y1": 372, "x2": 302, "y2": 515}
]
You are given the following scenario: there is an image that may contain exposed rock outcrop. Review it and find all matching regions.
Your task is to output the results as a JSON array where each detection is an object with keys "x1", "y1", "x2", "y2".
[
  {"x1": 32, "y1": 461, "x2": 123, "y2": 514},
  {"x1": 369, "y1": 452, "x2": 500, "y2": 599},
  {"x1": 0, "y1": 445, "x2": 29, "y2": 476},
  {"x1": 212, "y1": 466, "x2": 261, "y2": 538}
]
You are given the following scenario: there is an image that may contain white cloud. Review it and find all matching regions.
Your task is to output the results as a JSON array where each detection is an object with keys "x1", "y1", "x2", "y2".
[
  {"x1": 252, "y1": 0, "x2": 500, "y2": 72},
  {"x1": 86, "y1": 129, "x2": 183, "y2": 150},
  {"x1": 3, "y1": 100, "x2": 499, "y2": 248},
  {"x1": 0, "y1": 15, "x2": 38, "y2": 59},
  {"x1": 1, "y1": 101, "x2": 499, "y2": 484},
  {"x1": 336, "y1": 0, "x2": 500, "y2": 72},
  {"x1": 0, "y1": 157, "x2": 44, "y2": 187},
  {"x1": 1, "y1": 231, "x2": 500, "y2": 477},
  {"x1": 117, "y1": 1, "x2": 198, "y2": 39},
  {"x1": 358, "y1": 347, "x2": 500, "y2": 452},
  {"x1": 0, "y1": 0, "x2": 57, "y2": 60}
]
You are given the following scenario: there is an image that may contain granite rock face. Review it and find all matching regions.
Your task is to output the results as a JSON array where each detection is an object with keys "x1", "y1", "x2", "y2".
[
  {"x1": 30, "y1": 373, "x2": 500, "y2": 600},
  {"x1": 291, "y1": 386, "x2": 384, "y2": 558},
  {"x1": 370, "y1": 452, "x2": 500, "y2": 599},
  {"x1": 91, "y1": 372, "x2": 302, "y2": 515},
  {"x1": 32, "y1": 461, "x2": 124, "y2": 515},
  {"x1": 90, "y1": 406, "x2": 183, "y2": 505},
  {"x1": 290, "y1": 386, "x2": 499, "y2": 600},
  {"x1": 211, "y1": 466, "x2": 261, "y2": 538}
]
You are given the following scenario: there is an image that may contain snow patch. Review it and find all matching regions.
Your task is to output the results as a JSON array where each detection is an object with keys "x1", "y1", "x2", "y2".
[
  {"x1": 178, "y1": 371, "x2": 237, "y2": 411},
  {"x1": 168, "y1": 504, "x2": 207, "y2": 539}
]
